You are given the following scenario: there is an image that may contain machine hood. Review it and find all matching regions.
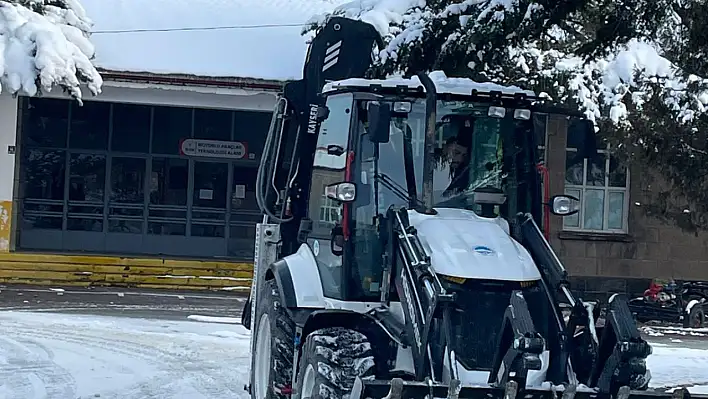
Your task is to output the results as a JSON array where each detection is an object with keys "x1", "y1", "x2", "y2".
[{"x1": 406, "y1": 208, "x2": 541, "y2": 281}]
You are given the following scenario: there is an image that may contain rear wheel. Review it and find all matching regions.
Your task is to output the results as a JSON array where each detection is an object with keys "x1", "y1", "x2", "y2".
[
  {"x1": 684, "y1": 304, "x2": 705, "y2": 328},
  {"x1": 252, "y1": 278, "x2": 295, "y2": 398},
  {"x1": 296, "y1": 327, "x2": 376, "y2": 399}
]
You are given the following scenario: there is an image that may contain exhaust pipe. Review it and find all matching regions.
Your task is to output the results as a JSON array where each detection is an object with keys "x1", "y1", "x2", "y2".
[{"x1": 415, "y1": 71, "x2": 437, "y2": 215}]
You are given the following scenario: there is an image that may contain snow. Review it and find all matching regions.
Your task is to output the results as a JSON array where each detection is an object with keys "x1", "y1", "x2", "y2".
[
  {"x1": 312, "y1": 0, "x2": 708, "y2": 130},
  {"x1": 323, "y1": 70, "x2": 536, "y2": 96},
  {"x1": 0, "y1": 309, "x2": 707, "y2": 398},
  {"x1": 308, "y1": 0, "x2": 423, "y2": 42},
  {"x1": 648, "y1": 345, "x2": 708, "y2": 390},
  {"x1": 549, "y1": 39, "x2": 696, "y2": 125},
  {"x1": 687, "y1": 299, "x2": 702, "y2": 313},
  {"x1": 583, "y1": 301, "x2": 598, "y2": 344},
  {"x1": 0, "y1": 1, "x2": 102, "y2": 100},
  {"x1": 157, "y1": 275, "x2": 251, "y2": 283},
  {"x1": 187, "y1": 315, "x2": 241, "y2": 324},
  {"x1": 221, "y1": 286, "x2": 251, "y2": 292},
  {"x1": 81, "y1": 0, "x2": 351, "y2": 81},
  {"x1": 0, "y1": 310, "x2": 251, "y2": 398},
  {"x1": 641, "y1": 325, "x2": 708, "y2": 337}
]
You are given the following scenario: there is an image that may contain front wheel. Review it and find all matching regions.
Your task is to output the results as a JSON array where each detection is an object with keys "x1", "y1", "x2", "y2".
[
  {"x1": 295, "y1": 327, "x2": 376, "y2": 399},
  {"x1": 252, "y1": 279, "x2": 295, "y2": 398}
]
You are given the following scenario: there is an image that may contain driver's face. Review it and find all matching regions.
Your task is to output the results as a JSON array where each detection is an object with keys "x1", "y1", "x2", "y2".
[{"x1": 446, "y1": 143, "x2": 468, "y2": 169}]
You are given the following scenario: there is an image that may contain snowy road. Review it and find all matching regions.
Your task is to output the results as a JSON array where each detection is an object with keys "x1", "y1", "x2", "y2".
[
  {"x1": 0, "y1": 310, "x2": 251, "y2": 399},
  {"x1": 0, "y1": 308, "x2": 706, "y2": 398}
]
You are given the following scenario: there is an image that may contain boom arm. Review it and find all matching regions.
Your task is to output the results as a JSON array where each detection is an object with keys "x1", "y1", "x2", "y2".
[{"x1": 256, "y1": 17, "x2": 383, "y2": 257}]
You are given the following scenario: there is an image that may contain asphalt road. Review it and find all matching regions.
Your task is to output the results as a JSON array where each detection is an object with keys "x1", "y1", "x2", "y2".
[
  {"x1": 1, "y1": 284, "x2": 707, "y2": 348},
  {"x1": 0, "y1": 284, "x2": 246, "y2": 321}
]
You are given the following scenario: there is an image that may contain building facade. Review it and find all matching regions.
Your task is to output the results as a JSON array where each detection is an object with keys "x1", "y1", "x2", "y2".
[
  {"x1": 6, "y1": 74, "x2": 282, "y2": 261},
  {"x1": 540, "y1": 114, "x2": 708, "y2": 298},
  {"x1": 0, "y1": 73, "x2": 283, "y2": 289}
]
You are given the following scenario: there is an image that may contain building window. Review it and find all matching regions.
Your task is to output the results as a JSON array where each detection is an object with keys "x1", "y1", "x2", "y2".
[
  {"x1": 563, "y1": 120, "x2": 629, "y2": 233},
  {"x1": 319, "y1": 195, "x2": 341, "y2": 225},
  {"x1": 151, "y1": 106, "x2": 192, "y2": 155},
  {"x1": 112, "y1": 103, "x2": 150, "y2": 153}
]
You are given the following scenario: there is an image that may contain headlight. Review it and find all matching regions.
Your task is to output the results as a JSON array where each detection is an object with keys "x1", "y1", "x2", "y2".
[{"x1": 440, "y1": 274, "x2": 466, "y2": 285}]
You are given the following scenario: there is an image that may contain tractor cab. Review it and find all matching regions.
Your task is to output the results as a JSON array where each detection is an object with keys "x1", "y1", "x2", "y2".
[
  {"x1": 314, "y1": 79, "x2": 593, "y2": 228},
  {"x1": 303, "y1": 78, "x2": 592, "y2": 300}
]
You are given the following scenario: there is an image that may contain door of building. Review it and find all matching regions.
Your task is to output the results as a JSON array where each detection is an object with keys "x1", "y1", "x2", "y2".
[{"x1": 189, "y1": 160, "x2": 230, "y2": 255}]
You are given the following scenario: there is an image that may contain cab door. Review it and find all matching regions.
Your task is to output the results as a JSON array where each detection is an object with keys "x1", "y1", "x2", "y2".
[{"x1": 305, "y1": 93, "x2": 354, "y2": 300}]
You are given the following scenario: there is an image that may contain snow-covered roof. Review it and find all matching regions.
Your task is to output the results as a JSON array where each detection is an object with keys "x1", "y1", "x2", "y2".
[
  {"x1": 81, "y1": 0, "x2": 347, "y2": 81},
  {"x1": 322, "y1": 71, "x2": 537, "y2": 97}
]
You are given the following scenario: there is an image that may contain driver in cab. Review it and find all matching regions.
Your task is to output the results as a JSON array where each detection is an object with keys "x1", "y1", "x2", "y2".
[{"x1": 434, "y1": 114, "x2": 474, "y2": 208}]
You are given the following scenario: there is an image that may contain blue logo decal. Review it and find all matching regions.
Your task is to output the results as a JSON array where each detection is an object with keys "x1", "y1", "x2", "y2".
[{"x1": 474, "y1": 246, "x2": 494, "y2": 256}]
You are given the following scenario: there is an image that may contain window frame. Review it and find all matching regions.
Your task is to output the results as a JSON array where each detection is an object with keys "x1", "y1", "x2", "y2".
[
  {"x1": 563, "y1": 143, "x2": 630, "y2": 234},
  {"x1": 319, "y1": 194, "x2": 342, "y2": 225}
]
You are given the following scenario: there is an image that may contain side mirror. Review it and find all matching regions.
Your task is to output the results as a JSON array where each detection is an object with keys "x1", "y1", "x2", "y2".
[
  {"x1": 331, "y1": 224, "x2": 344, "y2": 256},
  {"x1": 548, "y1": 194, "x2": 580, "y2": 216},
  {"x1": 325, "y1": 182, "x2": 356, "y2": 203},
  {"x1": 316, "y1": 105, "x2": 330, "y2": 122},
  {"x1": 368, "y1": 101, "x2": 391, "y2": 143}
]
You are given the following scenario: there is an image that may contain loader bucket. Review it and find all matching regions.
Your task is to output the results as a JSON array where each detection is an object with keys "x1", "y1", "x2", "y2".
[{"x1": 350, "y1": 378, "x2": 708, "y2": 399}]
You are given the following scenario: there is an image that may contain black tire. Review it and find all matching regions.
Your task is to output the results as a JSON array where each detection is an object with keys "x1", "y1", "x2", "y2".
[
  {"x1": 242, "y1": 294, "x2": 252, "y2": 329},
  {"x1": 683, "y1": 304, "x2": 705, "y2": 328},
  {"x1": 295, "y1": 327, "x2": 375, "y2": 399},
  {"x1": 251, "y1": 278, "x2": 296, "y2": 399}
]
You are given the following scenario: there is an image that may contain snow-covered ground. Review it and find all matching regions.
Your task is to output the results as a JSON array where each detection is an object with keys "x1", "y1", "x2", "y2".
[
  {"x1": 0, "y1": 310, "x2": 707, "y2": 398},
  {"x1": 0, "y1": 311, "x2": 250, "y2": 399}
]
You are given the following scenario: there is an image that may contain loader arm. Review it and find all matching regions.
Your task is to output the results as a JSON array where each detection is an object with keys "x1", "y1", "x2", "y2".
[
  {"x1": 488, "y1": 291, "x2": 546, "y2": 388},
  {"x1": 518, "y1": 212, "x2": 652, "y2": 394}
]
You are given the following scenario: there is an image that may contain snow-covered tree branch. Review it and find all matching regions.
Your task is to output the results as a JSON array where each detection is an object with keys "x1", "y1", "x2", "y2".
[
  {"x1": 306, "y1": 0, "x2": 706, "y2": 126},
  {"x1": 0, "y1": 0, "x2": 102, "y2": 102},
  {"x1": 306, "y1": 0, "x2": 708, "y2": 231}
]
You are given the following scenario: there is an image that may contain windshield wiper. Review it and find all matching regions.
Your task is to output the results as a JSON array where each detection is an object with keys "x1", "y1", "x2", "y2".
[{"x1": 375, "y1": 173, "x2": 426, "y2": 211}]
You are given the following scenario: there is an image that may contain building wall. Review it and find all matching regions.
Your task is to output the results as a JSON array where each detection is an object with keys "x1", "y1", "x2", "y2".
[
  {"x1": 0, "y1": 94, "x2": 18, "y2": 252},
  {"x1": 543, "y1": 114, "x2": 708, "y2": 298}
]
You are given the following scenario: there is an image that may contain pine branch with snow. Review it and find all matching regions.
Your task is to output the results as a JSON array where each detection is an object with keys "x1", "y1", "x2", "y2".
[
  {"x1": 307, "y1": 0, "x2": 707, "y2": 127},
  {"x1": 0, "y1": 0, "x2": 102, "y2": 102},
  {"x1": 306, "y1": 0, "x2": 708, "y2": 231}
]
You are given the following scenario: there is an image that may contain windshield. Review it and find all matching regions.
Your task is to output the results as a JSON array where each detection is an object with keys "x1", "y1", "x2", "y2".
[{"x1": 360, "y1": 98, "x2": 538, "y2": 218}]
